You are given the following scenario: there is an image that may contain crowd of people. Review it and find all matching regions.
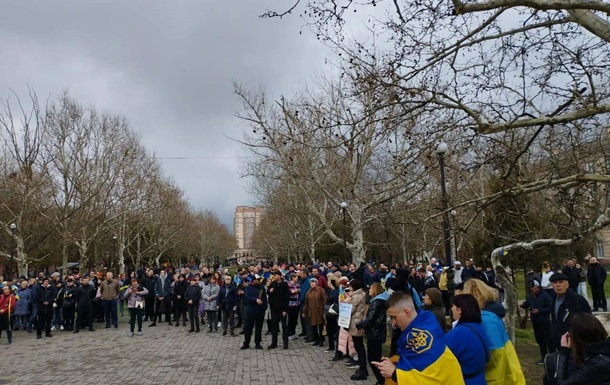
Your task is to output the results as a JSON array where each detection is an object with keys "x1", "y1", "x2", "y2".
[{"x1": 0, "y1": 256, "x2": 608, "y2": 385}]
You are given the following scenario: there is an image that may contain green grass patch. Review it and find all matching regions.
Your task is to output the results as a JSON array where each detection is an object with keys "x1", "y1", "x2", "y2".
[{"x1": 515, "y1": 328, "x2": 535, "y2": 341}]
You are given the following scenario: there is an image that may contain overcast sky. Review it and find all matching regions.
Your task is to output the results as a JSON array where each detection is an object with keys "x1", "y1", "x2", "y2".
[{"x1": 0, "y1": 1, "x2": 336, "y2": 228}]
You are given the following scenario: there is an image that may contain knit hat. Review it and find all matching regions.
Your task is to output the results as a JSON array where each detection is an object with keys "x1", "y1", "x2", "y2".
[{"x1": 424, "y1": 288, "x2": 443, "y2": 306}]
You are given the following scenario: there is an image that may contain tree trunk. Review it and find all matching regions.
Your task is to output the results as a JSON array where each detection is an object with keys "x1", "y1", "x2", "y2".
[
  {"x1": 17, "y1": 258, "x2": 28, "y2": 278},
  {"x1": 77, "y1": 241, "x2": 89, "y2": 272},
  {"x1": 309, "y1": 241, "x2": 316, "y2": 262},
  {"x1": 118, "y1": 243, "x2": 126, "y2": 274},
  {"x1": 61, "y1": 242, "x2": 69, "y2": 274},
  {"x1": 491, "y1": 252, "x2": 517, "y2": 344},
  {"x1": 14, "y1": 236, "x2": 28, "y2": 277},
  {"x1": 350, "y1": 227, "x2": 366, "y2": 264}
]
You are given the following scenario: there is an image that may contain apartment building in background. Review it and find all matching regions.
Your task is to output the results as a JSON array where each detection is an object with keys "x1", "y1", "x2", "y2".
[{"x1": 233, "y1": 205, "x2": 264, "y2": 264}]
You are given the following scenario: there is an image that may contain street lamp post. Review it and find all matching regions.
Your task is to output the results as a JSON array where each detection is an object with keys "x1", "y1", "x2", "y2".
[
  {"x1": 436, "y1": 142, "x2": 453, "y2": 267},
  {"x1": 9, "y1": 223, "x2": 16, "y2": 278},
  {"x1": 112, "y1": 235, "x2": 117, "y2": 272},
  {"x1": 340, "y1": 202, "x2": 349, "y2": 264}
]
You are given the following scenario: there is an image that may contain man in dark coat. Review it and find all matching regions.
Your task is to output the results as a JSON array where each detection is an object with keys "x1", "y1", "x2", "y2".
[
  {"x1": 36, "y1": 277, "x2": 55, "y2": 339},
  {"x1": 184, "y1": 278, "x2": 201, "y2": 333},
  {"x1": 587, "y1": 257, "x2": 608, "y2": 312},
  {"x1": 520, "y1": 280, "x2": 552, "y2": 363},
  {"x1": 460, "y1": 259, "x2": 477, "y2": 282},
  {"x1": 482, "y1": 267, "x2": 496, "y2": 288},
  {"x1": 150, "y1": 269, "x2": 172, "y2": 327},
  {"x1": 63, "y1": 278, "x2": 78, "y2": 331},
  {"x1": 172, "y1": 275, "x2": 188, "y2": 327},
  {"x1": 74, "y1": 275, "x2": 96, "y2": 333},
  {"x1": 548, "y1": 273, "x2": 591, "y2": 351},
  {"x1": 562, "y1": 260, "x2": 580, "y2": 292},
  {"x1": 236, "y1": 271, "x2": 249, "y2": 330},
  {"x1": 141, "y1": 269, "x2": 156, "y2": 322},
  {"x1": 240, "y1": 275, "x2": 267, "y2": 350},
  {"x1": 218, "y1": 275, "x2": 238, "y2": 336},
  {"x1": 267, "y1": 270, "x2": 289, "y2": 349}
]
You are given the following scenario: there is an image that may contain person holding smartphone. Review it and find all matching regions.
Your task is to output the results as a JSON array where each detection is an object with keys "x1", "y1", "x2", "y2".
[
  {"x1": 125, "y1": 278, "x2": 149, "y2": 336},
  {"x1": 554, "y1": 313, "x2": 610, "y2": 384}
]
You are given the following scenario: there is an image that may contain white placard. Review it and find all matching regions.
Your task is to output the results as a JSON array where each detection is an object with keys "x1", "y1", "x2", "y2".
[{"x1": 338, "y1": 302, "x2": 352, "y2": 328}]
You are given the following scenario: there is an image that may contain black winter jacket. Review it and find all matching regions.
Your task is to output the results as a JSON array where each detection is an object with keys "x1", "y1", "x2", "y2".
[
  {"x1": 550, "y1": 290, "x2": 592, "y2": 349},
  {"x1": 36, "y1": 285, "x2": 55, "y2": 309},
  {"x1": 267, "y1": 280, "x2": 289, "y2": 313},
  {"x1": 63, "y1": 285, "x2": 78, "y2": 308},
  {"x1": 141, "y1": 276, "x2": 156, "y2": 298},
  {"x1": 217, "y1": 283, "x2": 238, "y2": 311},
  {"x1": 587, "y1": 264, "x2": 607, "y2": 286},
  {"x1": 556, "y1": 338, "x2": 610, "y2": 384},
  {"x1": 520, "y1": 290, "x2": 552, "y2": 324},
  {"x1": 184, "y1": 284, "x2": 201, "y2": 305},
  {"x1": 356, "y1": 297, "x2": 387, "y2": 343},
  {"x1": 245, "y1": 284, "x2": 267, "y2": 314},
  {"x1": 76, "y1": 284, "x2": 96, "y2": 308},
  {"x1": 173, "y1": 280, "x2": 188, "y2": 300}
]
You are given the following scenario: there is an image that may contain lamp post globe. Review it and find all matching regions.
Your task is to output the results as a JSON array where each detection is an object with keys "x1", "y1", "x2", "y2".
[{"x1": 436, "y1": 142, "x2": 448, "y2": 155}]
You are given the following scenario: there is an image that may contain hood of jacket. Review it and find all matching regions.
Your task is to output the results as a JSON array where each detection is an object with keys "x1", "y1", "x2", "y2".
[
  {"x1": 483, "y1": 301, "x2": 506, "y2": 319},
  {"x1": 373, "y1": 291, "x2": 390, "y2": 301}
]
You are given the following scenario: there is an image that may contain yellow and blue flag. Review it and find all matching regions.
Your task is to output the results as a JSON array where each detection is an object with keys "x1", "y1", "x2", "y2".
[
  {"x1": 396, "y1": 310, "x2": 465, "y2": 385},
  {"x1": 338, "y1": 285, "x2": 346, "y2": 302},
  {"x1": 481, "y1": 310, "x2": 526, "y2": 385}
]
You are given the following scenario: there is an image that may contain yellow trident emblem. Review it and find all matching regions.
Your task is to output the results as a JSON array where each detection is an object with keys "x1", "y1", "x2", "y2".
[{"x1": 407, "y1": 328, "x2": 434, "y2": 354}]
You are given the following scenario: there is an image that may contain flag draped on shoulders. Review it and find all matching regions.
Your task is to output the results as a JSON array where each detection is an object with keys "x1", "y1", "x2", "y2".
[
  {"x1": 481, "y1": 310, "x2": 526, "y2": 385},
  {"x1": 396, "y1": 310, "x2": 465, "y2": 385}
]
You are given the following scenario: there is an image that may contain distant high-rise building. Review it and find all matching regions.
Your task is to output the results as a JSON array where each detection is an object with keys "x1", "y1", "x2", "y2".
[{"x1": 233, "y1": 205, "x2": 264, "y2": 263}]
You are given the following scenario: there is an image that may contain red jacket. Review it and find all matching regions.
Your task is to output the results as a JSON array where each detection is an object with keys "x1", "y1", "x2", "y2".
[{"x1": 0, "y1": 293, "x2": 16, "y2": 314}]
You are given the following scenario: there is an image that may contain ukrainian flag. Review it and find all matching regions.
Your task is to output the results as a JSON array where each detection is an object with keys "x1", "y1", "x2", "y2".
[
  {"x1": 395, "y1": 310, "x2": 465, "y2": 385},
  {"x1": 481, "y1": 311, "x2": 526, "y2": 385}
]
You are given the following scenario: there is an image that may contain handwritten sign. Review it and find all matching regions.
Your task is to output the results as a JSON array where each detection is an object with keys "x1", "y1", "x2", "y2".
[{"x1": 338, "y1": 302, "x2": 352, "y2": 328}]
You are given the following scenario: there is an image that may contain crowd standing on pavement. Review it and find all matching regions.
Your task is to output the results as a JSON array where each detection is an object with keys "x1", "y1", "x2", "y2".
[{"x1": 0, "y1": 255, "x2": 608, "y2": 385}]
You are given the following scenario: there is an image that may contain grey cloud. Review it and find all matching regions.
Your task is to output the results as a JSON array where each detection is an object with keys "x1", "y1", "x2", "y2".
[{"x1": 0, "y1": 0, "x2": 327, "y2": 227}]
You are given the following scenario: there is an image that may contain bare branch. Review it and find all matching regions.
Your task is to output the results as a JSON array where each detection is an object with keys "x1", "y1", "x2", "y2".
[{"x1": 260, "y1": 0, "x2": 302, "y2": 18}]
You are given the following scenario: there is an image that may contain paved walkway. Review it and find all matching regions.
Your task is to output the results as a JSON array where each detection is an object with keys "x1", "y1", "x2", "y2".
[{"x1": 1, "y1": 317, "x2": 366, "y2": 385}]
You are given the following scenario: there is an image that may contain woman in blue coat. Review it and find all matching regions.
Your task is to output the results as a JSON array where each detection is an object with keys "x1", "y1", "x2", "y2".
[
  {"x1": 445, "y1": 294, "x2": 490, "y2": 385},
  {"x1": 14, "y1": 281, "x2": 31, "y2": 330},
  {"x1": 217, "y1": 275, "x2": 238, "y2": 336}
]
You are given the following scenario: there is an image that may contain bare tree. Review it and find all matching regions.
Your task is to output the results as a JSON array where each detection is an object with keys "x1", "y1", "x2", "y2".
[
  {"x1": 235, "y1": 73, "x2": 435, "y2": 264},
  {"x1": 0, "y1": 89, "x2": 54, "y2": 277}
]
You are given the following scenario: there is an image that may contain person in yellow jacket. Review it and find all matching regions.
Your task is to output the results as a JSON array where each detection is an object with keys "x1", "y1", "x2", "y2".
[
  {"x1": 464, "y1": 278, "x2": 526, "y2": 385},
  {"x1": 372, "y1": 291, "x2": 465, "y2": 385}
]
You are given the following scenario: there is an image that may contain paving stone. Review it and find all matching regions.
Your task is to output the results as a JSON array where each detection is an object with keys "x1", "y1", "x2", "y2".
[{"x1": 1, "y1": 317, "x2": 367, "y2": 385}]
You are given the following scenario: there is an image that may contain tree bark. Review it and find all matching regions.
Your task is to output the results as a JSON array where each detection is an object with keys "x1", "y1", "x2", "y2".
[{"x1": 491, "y1": 250, "x2": 517, "y2": 344}]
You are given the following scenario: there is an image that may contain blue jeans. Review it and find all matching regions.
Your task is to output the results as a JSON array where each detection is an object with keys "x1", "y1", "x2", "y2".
[
  {"x1": 102, "y1": 299, "x2": 118, "y2": 327},
  {"x1": 28, "y1": 306, "x2": 37, "y2": 330},
  {"x1": 52, "y1": 306, "x2": 64, "y2": 328},
  {"x1": 14, "y1": 314, "x2": 29, "y2": 330}
]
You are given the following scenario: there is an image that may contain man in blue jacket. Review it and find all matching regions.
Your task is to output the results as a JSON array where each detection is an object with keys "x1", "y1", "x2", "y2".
[
  {"x1": 297, "y1": 269, "x2": 312, "y2": 340},
  {"x1": 240, "y1": 275, "x2": 267, "y2": 350},
  {"x1": 520, "y1": 280, "x2": 552, "y2": 364},
  {"x1": 150, "y1": 270, "x2": 172, "y2": 327}
]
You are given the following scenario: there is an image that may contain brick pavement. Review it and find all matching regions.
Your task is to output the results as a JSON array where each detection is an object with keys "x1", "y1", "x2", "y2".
[{"x1": 0, "y1": 316, "x2": 369, "y2": 385}]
